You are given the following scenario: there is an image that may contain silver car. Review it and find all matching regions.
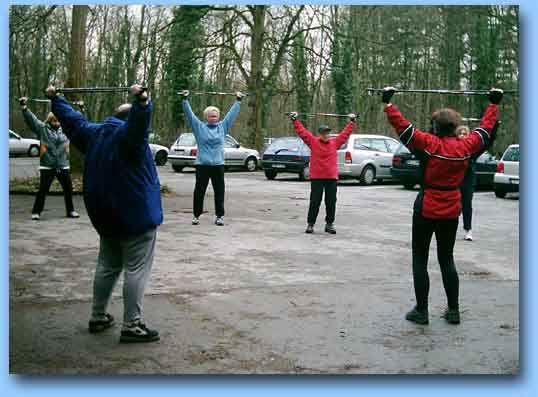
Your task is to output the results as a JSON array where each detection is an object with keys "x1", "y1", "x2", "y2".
[
  {"x1": 9, "y1": 130, "x2": 40, "y2": 157},
  {"x1": 169, "y1": 133, "x2": 260, "y2": 172},
  {"x1": 494, "y1": 144, "x2": 519, "y2": 198},
  {"x1": 337, "y1": 134, "x2": 401, "y2": 185}
]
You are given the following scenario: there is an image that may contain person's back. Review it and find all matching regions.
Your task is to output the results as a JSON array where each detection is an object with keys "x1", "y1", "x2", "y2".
[{"x1": 51, "y1": 94, "x2": 163, "y2": 237}]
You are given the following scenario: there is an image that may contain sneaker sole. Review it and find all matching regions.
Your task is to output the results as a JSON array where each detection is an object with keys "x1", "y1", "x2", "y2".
[
  {"x1": 119, "y1": 334, "x2": 160, "y2": 343},
  {"x1": 89, "y1": 321, "x2": 115, "y2": 334}
]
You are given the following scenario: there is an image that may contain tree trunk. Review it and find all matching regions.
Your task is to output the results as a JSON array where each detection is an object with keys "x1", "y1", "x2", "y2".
[{"x1": 66, "y1": 5, "x2": 89, "y2": 175}]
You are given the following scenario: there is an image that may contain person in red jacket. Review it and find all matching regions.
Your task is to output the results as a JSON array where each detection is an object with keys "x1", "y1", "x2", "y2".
[
  {"x1": 381, "y1": 86, "x2": 502, "y2": 325},
  {"x1": 289, "y1": 112, "x2": 356, "y2": 234}
]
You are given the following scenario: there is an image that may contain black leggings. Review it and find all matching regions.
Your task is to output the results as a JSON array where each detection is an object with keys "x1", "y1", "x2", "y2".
[
  {"x1": 193, "y1": 165, "x2": 225, "y2": 218},
  {"x1": 32, "y1": 168, "x2": 74, "y2": 215},
  {"x1": 411, "y1": 211, "x2": 459, "y2": 311}
]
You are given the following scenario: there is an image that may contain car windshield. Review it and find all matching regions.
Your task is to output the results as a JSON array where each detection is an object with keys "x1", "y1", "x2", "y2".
[
  {"x1": 177, "y1": 133, "x2": 196, "y2": 146},
  {"x1": 503, "y1": 146, "x2": 519, "y2": 162},
  {"x1": 266, "y1": 137, "x2": 302, "y2": 152}
]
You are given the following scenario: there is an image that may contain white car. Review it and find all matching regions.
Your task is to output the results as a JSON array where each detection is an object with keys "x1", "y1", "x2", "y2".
[
  {"x1": 494, "y1": 144, "x2": 519, "y2": 198},
  {"x1": 148, "y1": 143, "x2": 169, "y2": 166},
  {"x1": 9, "y1": 130, "x2": 40, "y2": 157},
  {"x1": 169, "y1": 133, "x2": 260, "y2": 172},
  {"x1": 336, "y1": 134, "x2": 401, "y2": 185}
]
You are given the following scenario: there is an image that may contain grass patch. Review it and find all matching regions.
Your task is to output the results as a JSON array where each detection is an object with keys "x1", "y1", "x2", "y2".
[{"x1": 10, "y1": 176, "x2": 175, "y2": 197}]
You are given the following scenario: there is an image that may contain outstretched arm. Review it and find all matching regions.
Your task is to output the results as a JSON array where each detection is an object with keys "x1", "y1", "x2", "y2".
[
  {"x1": 47, "y1": 87, "x2": 100, "y2": 154},
  {"x1": 221, "y1": 92, "x2": 245, "y2": 133},
  {"x1": 19, "y1": 97, "x2": 45, "y2": 139},
  {"x1": 181, "y1": 92, "x2": 204, "y2": 139},
  {"x1": 290, "y1": 112, "x2": 315, "y2": 147},
  {"x1": 334, "y1": 114, "x2": 357, "y2": 147}
]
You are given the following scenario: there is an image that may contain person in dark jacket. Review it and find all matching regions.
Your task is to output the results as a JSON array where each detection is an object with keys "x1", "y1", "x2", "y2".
[
  {"x1": 289, "y1": 112, "x2": 356, "y2": 234},
  {"x1": 180, "y1": 90, "x2": 245, "y2": 226},
  {"x1": 456, "y1": 125, "x2": 476, "y2": 241},
  {"x1": 46, "y1": 84, "x2": 163, "y2": 343},
  {"x1": 381, "y1": 86, "x2": 501, "y2": 325},
  {"x1": 19, "y1": 97, "x2": 79, "y2": 220}
]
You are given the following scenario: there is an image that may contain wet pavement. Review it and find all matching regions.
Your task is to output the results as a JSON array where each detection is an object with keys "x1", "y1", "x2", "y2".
[{"x1": 9, "y1": 165, "x2": 519, "y2": 374}]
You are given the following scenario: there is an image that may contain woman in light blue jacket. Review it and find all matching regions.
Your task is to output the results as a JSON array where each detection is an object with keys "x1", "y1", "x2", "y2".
[{"x1": 180, "y1": 90, "x2": 244, "y2": 226}]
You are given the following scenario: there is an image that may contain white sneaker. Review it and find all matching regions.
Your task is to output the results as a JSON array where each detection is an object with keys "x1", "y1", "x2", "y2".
[
  {"x1": 31, "y1": 213, "x2": 40, "y2": 220},
  {"x1": 464, "y1": 230, "x2": 473, "y2": 241},
  {"x1": 68, "y1": 211, "x2": 80, "y2": 218},
  {"x1": 192, "y1": 217, "x2": 200, "y2": 225},
  {"x1": 215, "y1": 216, "x2": 224, "y2": 226}
]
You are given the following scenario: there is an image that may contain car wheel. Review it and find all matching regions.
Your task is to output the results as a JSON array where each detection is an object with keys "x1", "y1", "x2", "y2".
[
  {"x1": 403, "y1": 183, "x2": 416, "y2": 190},
  {"x1": 28, "y1": 145, "x2": 40, "y2": 157},
  {"x1": 494, "y1": 188, "x2": 507, "y2": 198},
  {"x1": 154, "y1": 150, "x2": 168, "y2": 166},
  {"x1": 359, "y1": 165, "x2": 375, "y2": 185},
  {"x1": 245, "y1": 157, "x2": 258, "y2": 171},
  {"x1": 264, "y1": 170, "x2": 277, "y2": 180},
  {"x1": 299, "y1": 164, "x2": 310, "y2": 181},
  {"x1": 172, "y1": 165, "x2": 184, "y2": 173}
]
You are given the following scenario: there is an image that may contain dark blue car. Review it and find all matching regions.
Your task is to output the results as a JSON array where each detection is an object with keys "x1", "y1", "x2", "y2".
[{"x1": 262, "y1": 137, "x2": 311, "y2": 180}]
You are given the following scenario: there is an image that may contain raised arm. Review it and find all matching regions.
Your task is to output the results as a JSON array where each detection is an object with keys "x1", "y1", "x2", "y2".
[
  {"x1": 334, "y1": 114, "x2": 357, "y2": 147},
  {"x1": 121, "y1": 84, "x2": 152, "y2": 145},
  {"x1": 47, "y1": 87, "x2": 101, "y2": 154},
  {"x1": 221, "y1": 92, "x2": 245, "y2": 133},
  {"x1": 19, "y1": 97, "x2": 45, "y2": 138},
  {"x1": 290, "y1": 113, "x2": 315, "y2": 147}
]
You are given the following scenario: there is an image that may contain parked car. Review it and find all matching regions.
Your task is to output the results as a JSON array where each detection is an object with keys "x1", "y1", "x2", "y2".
[
  {"x1": 494, "y1": 144, "x2": 519, "y2": 198},
  {"x1": 9, "y1": 130, "x2": 40, "y2": 157},
  {"x1": 261, "y1": 136, "x2": 311, "y2": 180},
  {"x1": 168, "y1": 133, "x2": 260, "y2": 172},
  {"x1": 336, "y1": 134, "x2": 401, "y2": 185},
  {"x1": 148, "y1": 143, "x2": 169, "y2": 166},
  {"x1": 391, "y1": 144, "x2": 499, "y2": 190}
]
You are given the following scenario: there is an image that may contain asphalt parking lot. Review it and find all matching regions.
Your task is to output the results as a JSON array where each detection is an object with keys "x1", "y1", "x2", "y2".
[{"x1": 9, "y1": 161, "x2": 519, "y2": 374}]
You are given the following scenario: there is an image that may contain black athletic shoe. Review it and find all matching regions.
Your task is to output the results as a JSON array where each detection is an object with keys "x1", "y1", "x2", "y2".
[
  {"x1": 325, "y1": 223, "x2": 336, "y2": 234},
  {"x1": 119, "y1": 321, "x2": 160, "y2": 343},
  {"x1": 305, "y1": 224, "x2": 314, "y2": 234},
  {"x1": 405, "y1": 307, "x2": 429, "y2": 325},
  {"x1": 88, "y1": 313, "x2": 115, "y2": 334},
  {"x1": 442, "y1": 308, "x2": 461, "y2": 324}
]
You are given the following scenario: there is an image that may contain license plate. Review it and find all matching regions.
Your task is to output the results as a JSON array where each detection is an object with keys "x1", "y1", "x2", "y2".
[
  {"x1": 176, "y1": 149, "x2": 184, "y2": 154},
  {"x1": 272, "y1": 164, "x2": 286, "y2": 168},
  {"x1": 406, "y1": 159, "x2": 420, "y2": 166},
  {"x1": 510, "y1": 178, "x2": 519, "y2": 185}
]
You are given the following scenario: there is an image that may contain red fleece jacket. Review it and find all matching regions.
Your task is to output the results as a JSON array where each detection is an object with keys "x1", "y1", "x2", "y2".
[{"x1": 293, "y1": 120, "x2": 355, "y2": 180}]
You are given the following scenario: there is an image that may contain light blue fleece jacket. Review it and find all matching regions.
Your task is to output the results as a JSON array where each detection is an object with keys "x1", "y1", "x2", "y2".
[{"x1": 182, "y1": 99, "x2": 241, "y2": 165}]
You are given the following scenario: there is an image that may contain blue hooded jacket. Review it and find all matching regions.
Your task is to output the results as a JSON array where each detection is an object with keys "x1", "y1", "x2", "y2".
[{"x1": 51, "y1": 95, "x2": 163, "y2": 237}]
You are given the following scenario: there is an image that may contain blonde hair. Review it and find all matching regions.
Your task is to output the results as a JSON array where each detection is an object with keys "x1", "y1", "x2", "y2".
[
  {"x1": 456, "y1": 125, "x2": 471, "y2": 137},
  {"x1": 203, "y1": 106, "x2": 220, "y2": 120},
  {"x1": 44, "y1": 112, "x2": 58, "y2": 124}
]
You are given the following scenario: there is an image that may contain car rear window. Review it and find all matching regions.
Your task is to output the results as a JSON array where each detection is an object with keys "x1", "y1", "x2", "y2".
[
  {"x1": 177, "y1": 134, "x2": 196, "y2": 146},
  {"x1": 267, "y1": 137, "x2": 302, "y2": 152},
  {"x1": 502, "y1": 146, "x2": 519, "y2": 162},
  {"x1": 394, "y1": 144, "x2": 411, "y2": 155}
]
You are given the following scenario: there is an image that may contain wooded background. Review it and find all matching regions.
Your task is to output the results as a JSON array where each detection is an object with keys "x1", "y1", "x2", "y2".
[{"x1": 9, "y1": 5, "x2": 519, "y2": 158}]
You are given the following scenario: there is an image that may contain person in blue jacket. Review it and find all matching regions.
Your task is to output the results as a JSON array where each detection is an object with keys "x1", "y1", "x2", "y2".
[
  {"x1": 46, "y1": 84, "x2": 163, "y2": 344},
  {"x1": 180, "y1": 90, "x2": 245, "y2": 226}
]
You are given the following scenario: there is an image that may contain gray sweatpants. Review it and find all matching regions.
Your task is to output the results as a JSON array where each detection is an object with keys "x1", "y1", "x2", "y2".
[{"x1": 91, "y1": 228, "x2": 157, "y2": 324}]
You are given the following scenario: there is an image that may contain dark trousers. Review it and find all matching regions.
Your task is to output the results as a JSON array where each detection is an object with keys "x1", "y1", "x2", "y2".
[
  {"x1": 307, "y1": 179, "x2": 337, "y2": 225},
  {"x1": 32, "y1": 168, "x2": 74, "y2": 215},
  {"x1": 193, "y1": 165, "x2": 225, "y2": 218},
  {"x1": 411, "y1": 211, "x2": 460, "y2": 311},
  {"x1": 460, "y1": 181, "x2": 474, "y2": 231}
]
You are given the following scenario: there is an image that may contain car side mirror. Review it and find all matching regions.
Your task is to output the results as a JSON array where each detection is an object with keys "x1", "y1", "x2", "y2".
[{"x1": 235, "y1": 143, "x2": 240, "y2": 148}]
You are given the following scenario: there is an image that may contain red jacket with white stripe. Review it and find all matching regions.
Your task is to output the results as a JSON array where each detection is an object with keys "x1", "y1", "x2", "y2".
[
  {"x1": 293, "y1": 120, "x2": 355, "y2": 179},
  {"x1": 384, "y1": 103, "x2": 498, "y2": 219}
]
